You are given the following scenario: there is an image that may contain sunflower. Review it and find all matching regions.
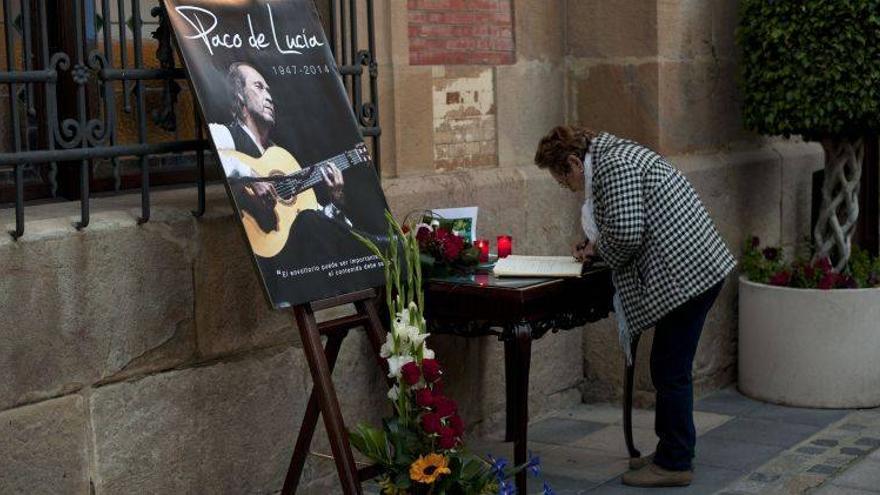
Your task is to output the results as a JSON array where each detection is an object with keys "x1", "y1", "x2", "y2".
[{"x1": 409, "y1": 453, "x2": 452, "y2": 484}]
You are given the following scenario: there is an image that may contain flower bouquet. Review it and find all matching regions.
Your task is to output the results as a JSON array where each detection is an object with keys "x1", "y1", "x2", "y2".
[
  {"x1": 743, "y1": 236, "x2": 880, "y2": 289},
  {"x1": 406, "y1": 212, "x2": 481, "y2": 278},
  {"x1": 351, "y1": 212, "x2": 553, "y2": 495}
]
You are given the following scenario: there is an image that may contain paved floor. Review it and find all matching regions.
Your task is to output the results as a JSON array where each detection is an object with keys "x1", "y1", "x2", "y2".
[{"x1": 467, "y1": 387, "x2": 880, "y2": 494}]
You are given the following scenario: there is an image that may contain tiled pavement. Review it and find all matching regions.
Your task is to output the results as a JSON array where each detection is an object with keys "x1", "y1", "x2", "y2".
[{"x1": 466, "y1": 387, "x2": 880, "y2": 494}]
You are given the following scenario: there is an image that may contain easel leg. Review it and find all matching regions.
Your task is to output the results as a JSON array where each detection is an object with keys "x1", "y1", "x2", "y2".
[
  {"x1": 624, "y1": 334, "x2": 642, "y2": 459},
  {"x1": 282, "y1": 332, "x2": 347, "y2": 495},
  {"x1": 291, "y1": 304, "x2": 363, "y2": 495}
]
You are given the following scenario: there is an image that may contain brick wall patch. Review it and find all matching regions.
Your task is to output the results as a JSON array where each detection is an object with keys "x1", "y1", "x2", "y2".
[
  {"x1": 433, "y1": 67, "x2": 497, "y2": 171},
  {"x1": 408, "y1": 0, "x2": 515, "y2": 66}
]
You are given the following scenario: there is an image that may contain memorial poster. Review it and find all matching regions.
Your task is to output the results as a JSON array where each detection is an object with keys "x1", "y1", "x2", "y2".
[{"x1": 166, "y1": 0, "x2": 389, "y2": 308}]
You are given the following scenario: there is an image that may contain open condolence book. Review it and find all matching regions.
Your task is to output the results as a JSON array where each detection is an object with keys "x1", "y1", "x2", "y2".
[{"x1": 492, "y1": 255, "x2": 585, "y2": 278}]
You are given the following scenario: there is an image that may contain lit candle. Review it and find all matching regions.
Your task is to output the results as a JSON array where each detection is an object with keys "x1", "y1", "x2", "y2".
[
  {"x1": 475, "y1": 239, "x2": 490, "y2": 262},
  {"x1": 497, "y1": 235, "x2": 512, "y2": 258},
  {"x1": 475, "y1": 273, "x2": 489, "y2": 286}
]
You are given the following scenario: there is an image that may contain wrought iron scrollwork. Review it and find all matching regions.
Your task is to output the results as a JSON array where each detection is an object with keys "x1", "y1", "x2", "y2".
[
  {"x1": 354, "y1": 50, "x2": 377, "y2": 129},
  {"x1": 3, "y1": 0, "x2": 380, "y2": 239}
]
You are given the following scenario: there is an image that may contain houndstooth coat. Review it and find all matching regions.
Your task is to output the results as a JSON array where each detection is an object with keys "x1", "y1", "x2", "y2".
[{"x1": 591, "y1": 132, "x2": 736, "y2": 339}]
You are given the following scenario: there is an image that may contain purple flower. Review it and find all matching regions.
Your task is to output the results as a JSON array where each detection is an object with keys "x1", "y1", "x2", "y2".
[
  {"x1": 527, "y1": 452, "x2": 541, "y2": 477},
  {"x1": 488, "y1": 455, "x2": 508, "y2": 480},
  {"x1": 499, "y1": 480, "x2": 516, "y2": 495},
  {"x1": 762, "y1": 247, "x2": 780, "y2": 261},
  {"x1": 542, "y1": 481, "x2": 555, "y2": 495}
]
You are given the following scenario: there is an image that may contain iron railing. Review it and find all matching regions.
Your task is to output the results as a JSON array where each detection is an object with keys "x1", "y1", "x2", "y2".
[{"x1": 0, "y1": 0, "x2": 380, "y2": 239}]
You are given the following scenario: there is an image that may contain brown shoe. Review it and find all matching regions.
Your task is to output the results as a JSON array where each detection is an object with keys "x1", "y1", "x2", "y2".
[
  {"x1": 628, "y1": 453, "x2": 654, "y2": 470},
  {"x1": 622, "y1": 463, "x2": 693, "y2": 487}
]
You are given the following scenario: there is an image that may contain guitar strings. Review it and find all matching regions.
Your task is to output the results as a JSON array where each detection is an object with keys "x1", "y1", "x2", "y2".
[
  {"x1": 270, "y1": 153, "x2": 362, "y2": 199},
  {"x1": 272, "y1": 156, "x2": 350, "y2": 197}
]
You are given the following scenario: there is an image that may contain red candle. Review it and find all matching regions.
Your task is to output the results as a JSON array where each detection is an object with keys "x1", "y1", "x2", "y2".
[
  {"x1": 475, "y1": 239, "x2": 490, "y2": 262},
  {"x1": 475, "y1": 273, "x2": 489, "y2": 286},
  {"x1": 497, "y1": 235, "x2": 512, "y2": 258}
]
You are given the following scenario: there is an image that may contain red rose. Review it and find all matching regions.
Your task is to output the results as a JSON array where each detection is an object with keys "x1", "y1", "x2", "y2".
[
  {"x1": 448, "y1": 414, "x2": 465, "y2": 436},
  {"x1": 435, "y1": 228, "x2": 450, "y2": 240},
  {"x1": 818, "y1": 272, "x2": 838, "y2": 290},
  {"x1": 416, "y1": 226, "x2": 432, "y2": 248},
  {"x1": 438, "y1": 427, "x2": 459, "y2": 449},
  {"x1": 401, "y1": 362, "x2": 422, "y2": 386},
  {"x1": 769, "y1": 270, "x2": 791, "y2": 287},
  {"x1": 421, "y1": 413, "x2": 443, "y2": 434},
  {"x1": 445, "y1": 239, "x2": 464, "y2": 261},
  {"x1": 415, "y1": 388, "x2": 434, "y2": 408},
  {"x1": 421, "y1": 359, "x2": 442, "y2": 382},
  {"x1": 434, "y1": 396, "x2": 458, "y2": 417}
]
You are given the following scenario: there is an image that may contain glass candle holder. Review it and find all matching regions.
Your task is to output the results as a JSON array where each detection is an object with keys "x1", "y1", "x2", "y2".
[
  {"x1": 474, "y1": 239, "x2": 490, "y2": 262},
  {"x1": 497, "y1": 235, "x2": 512, "y2": 258}
]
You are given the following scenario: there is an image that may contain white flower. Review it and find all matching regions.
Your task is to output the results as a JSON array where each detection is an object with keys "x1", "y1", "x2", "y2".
[
  {"x1": 423, "y1": 347, "x2": 435, "y2": 359},
  {"x1": 387, "y1": 385, "x2": 400, "y2": 401},
  {"x1": 387, "y1": 354, "x2": 414, "y2": 379},
  {"x1": 379, "y1": 338, "x2": 394, "y2": 359},
  {"x1": 415, "y1": 222, "x2": 433, "y2": 233},
  {"x1": 409, "y1": 332, "x2": 429, "y2": 348}
]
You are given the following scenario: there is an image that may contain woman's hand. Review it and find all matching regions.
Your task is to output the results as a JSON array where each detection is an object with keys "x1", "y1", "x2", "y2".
[{"x1": 573, "y1": 240, "x2": 597, "y2": 263}]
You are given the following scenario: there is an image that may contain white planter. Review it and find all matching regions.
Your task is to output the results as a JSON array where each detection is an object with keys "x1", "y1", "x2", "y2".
[{"x1": 738, "y1": 277, "x2": 880, "y2": 408}]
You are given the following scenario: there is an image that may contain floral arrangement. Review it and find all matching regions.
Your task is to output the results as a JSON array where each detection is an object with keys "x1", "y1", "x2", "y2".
[
  {"x1": 743, "y1": 236, "x2": 880, "y2": 289},
  {"x1": 351, "y1": 212, "x2": 553, "y2": 495},
  {"x1": 407, "y1": 213, "x2": 480, "y2": 275}
]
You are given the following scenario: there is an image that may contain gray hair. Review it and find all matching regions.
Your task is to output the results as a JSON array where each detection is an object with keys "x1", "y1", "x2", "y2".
[{"x1": 227, "y1": 62, "x2": 258, "y2": 122}]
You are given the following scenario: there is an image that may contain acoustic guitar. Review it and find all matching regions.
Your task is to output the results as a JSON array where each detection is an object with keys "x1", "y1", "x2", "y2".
[{"x1": 219, "y1": 143, "x2": 370, "y2": 258}]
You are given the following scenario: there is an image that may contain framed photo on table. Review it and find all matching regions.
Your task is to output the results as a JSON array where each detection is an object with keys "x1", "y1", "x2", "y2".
[{"x1": 425, "y1": 206, "x2": 478, "y2": 242}]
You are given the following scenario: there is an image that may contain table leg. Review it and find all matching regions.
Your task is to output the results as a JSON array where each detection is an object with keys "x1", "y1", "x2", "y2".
[
  {"x1": 503, "y1": 334, "x2": 517, "y2": 442},
  {"x1": 623, "y1": 334, "x2": 642, "y2": 459},
  {"x1": 509, "y1": 322, "x2": 532, "y2": 494}
]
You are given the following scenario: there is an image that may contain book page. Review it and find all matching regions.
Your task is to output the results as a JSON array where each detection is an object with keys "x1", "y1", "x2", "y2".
[{"x1": 493, "y1": 255, "x2": 584, "y2": 278}]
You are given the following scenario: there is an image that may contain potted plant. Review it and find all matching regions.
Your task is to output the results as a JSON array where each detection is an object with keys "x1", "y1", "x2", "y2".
[
  {"x1": 736, "y1": 0, "x2": 880, "y2": 407},
  {"x1": 739, "y1": 239, "x2": 880, "y2": 407}
]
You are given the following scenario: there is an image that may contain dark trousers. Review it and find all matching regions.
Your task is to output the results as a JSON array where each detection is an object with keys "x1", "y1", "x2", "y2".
[{"x1": 651, "y1": 280, "x2": 724, "y2": 471}]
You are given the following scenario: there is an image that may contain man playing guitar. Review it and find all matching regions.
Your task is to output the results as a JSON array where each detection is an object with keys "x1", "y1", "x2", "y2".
[{"x1": 210, "y1": 62, "x2": 348, "y2": 234}]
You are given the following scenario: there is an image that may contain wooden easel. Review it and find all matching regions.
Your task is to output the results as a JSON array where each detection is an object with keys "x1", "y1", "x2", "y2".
[{"x1": 281, "y1": 288, "x2": 388, "y2": 495}]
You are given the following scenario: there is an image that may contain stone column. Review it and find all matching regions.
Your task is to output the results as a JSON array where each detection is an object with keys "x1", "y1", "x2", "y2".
[{"x1": 566, "y1": 0, "x2": 748, "y2": 156}]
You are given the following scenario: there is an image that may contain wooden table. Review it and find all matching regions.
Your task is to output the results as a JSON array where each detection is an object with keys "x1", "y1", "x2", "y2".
[{"x1": 424, "y1": 267, "x2": 641, "y2": 493}]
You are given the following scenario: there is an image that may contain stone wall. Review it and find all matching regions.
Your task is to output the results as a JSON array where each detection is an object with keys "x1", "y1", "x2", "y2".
[{"x1": 0, "y1": 180, "x2": 584, "y2": 494}]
